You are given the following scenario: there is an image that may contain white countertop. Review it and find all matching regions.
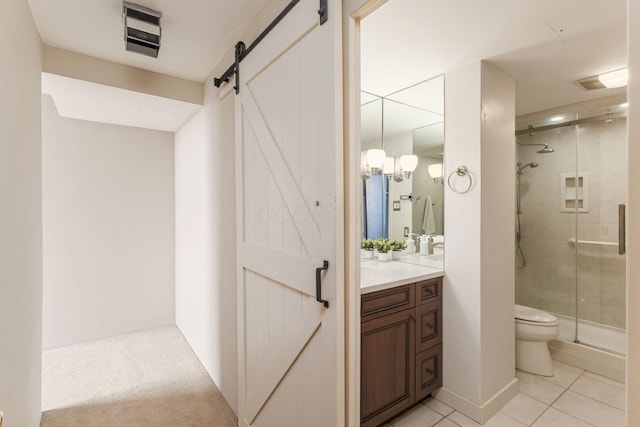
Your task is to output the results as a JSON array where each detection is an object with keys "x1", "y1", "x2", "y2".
[{"x1": 360, "y1": 257, "x2": 444, "y2": 294}]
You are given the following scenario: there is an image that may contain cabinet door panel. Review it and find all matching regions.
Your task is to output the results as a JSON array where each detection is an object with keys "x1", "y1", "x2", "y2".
[
  {"x1": 416, "y1": 345, "x2": 442, "y2": 401},
  {"x1": 416, "y1": 300, "x2": 442, "y2": 352},
  {"x1": 361, "y1": 309, "x2": 415, "y2": 427}
]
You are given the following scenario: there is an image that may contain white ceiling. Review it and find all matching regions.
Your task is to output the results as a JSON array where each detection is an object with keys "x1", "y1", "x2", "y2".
[
  {"x1": 28, "y1": 0, "x2": 270, "y2": 83},
  {"x1": 27, "y1": 0, "x2": 272, "y2": 131},
  {"x1": 27, "y1": 0, "x2": 627, "y2": 132},
  {"x1": 42, "y1": 73, "x2": 201, "y2": 132},
  {"x1": 361, "y1": 0, "x2": 627, "y2": 116}
]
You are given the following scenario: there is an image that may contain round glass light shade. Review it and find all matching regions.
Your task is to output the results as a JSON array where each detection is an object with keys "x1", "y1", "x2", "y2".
[
  {"x1": 366, "y1": 149, "x2": 386, "y2": 171},
  {"x1": 428, "y1": 163, "x2": 443, "y2": 179},
  {"x1": 400, "y1": 154, "x2": 419, "y2": 172},
  {"x1": 382, "y1": 157, "x2": 395, "y2": 176}
]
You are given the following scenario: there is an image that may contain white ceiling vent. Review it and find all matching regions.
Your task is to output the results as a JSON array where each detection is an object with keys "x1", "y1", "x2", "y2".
[{"x1": 123, "y1": 2, "x2": 162, "y2": 58}]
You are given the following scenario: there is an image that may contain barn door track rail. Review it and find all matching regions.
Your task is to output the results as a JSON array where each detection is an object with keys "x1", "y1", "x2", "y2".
[{"x1": 213, "y1": 0, "x2": 328, "y2": 94}]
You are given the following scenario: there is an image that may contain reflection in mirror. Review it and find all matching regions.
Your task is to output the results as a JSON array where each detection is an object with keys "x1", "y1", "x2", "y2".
[
  {"x1": 361, "y1": 93, "x2": 387, "y2": 239},
  {"x1": 361, "y1": 75, "x2": 444, "y2": 246}
]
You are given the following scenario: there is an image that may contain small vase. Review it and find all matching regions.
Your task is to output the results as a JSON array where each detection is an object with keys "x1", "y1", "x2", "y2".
[
  {"x1": 362, "y1": 249, "x2": 374, "y2": 259},
  {"x1": 378, "y1": 252, "x2": 391, "y2": 261},
  {"x1": 392, "y1": 250, "x2": 403, "y2": 260}
]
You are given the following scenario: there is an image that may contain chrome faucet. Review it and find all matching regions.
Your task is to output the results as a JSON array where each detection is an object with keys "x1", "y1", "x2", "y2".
[
  {"x1": 409, "y1": 233, "x2": 421, "y2": 248},
  {"x1": 427, "y1": 236, "x2": 444, "y2": 255}
]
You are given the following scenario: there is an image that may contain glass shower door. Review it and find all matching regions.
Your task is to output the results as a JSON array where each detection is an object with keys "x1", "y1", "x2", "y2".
[
  {"x1": 516, "y1": 97, "x2": 628, "y2": 355},
  {"x1": 515, "y1": 121, "x2": 578, "y2": 343},
  {"x1": 575, "y1": 108, "x2": 627, "y2": 355}
]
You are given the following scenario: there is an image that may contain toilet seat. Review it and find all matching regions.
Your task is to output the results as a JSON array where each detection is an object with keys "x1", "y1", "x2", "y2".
[{"x1": 515, "y1": 304, "x2": 559, "y2": 325}]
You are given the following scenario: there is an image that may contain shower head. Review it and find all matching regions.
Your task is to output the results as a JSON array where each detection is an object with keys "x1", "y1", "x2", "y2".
[
  {"x1": 517, "y1": 162, "x2": 539, "y2": 174},
  {"x1": 516, "y1": 140, "x2": 555, "y2": 154},
  {"x1": 537, "y1": 144, "x2": 554, "y2": 154}
]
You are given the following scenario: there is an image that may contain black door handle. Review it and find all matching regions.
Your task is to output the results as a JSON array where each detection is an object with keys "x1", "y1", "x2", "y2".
[{"x1": 316, "y1": 260, "x2": 329, "y2": 308}]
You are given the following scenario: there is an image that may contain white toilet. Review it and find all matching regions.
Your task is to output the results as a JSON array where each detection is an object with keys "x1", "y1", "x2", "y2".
[{"x1": 515, "y1": 304, "x2": 559, "y2": 376}]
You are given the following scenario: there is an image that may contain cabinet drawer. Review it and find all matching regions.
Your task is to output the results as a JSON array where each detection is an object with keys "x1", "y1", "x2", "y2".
[
  {"x1": 415, "y1": 345, "x2": 442, "y2": 401},
  {"x1": 416, "y1": 300, "x2": 442, "y2": 352},
  {"x1": 418, "y1": 278, "x2": 441, "y2": 303},
  {"x1": 362, "y1": 284, "x2": 415, "y2": 322}
]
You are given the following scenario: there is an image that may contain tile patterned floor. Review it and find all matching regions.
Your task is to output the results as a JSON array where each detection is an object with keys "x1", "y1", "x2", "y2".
[{"x1": 383, "y1": 361, "x2": 625, "y2": 427}]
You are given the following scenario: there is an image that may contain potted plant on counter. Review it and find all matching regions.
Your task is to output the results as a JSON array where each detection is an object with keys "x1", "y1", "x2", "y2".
[
  {"x1": 390, "y1": 240, "x2": 407, "y2": 259},
  {"x1": 374, "y1": 238, "x2": 392, "y2": 261},
  {"x1": 361, "y1": 238, "x2": 375, "y2": 259}
]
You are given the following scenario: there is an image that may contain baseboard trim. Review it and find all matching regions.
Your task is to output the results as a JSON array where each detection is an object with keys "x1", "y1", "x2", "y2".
[
  {"x1": 433, "y1": 378, "x2": 519, "y2": 423},
  {"x1": 549, "y1": 339, "x2": 626, "y2": 383}
]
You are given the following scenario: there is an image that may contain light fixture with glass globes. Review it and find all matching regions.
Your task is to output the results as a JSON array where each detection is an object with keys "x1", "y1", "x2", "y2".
[
  {"x1": 400, "y1": 155, "x2": 419, "y2": 178},
  {"x1": 360, "y1": 150, "x2": 419, "y2": 182},
  {"x1": 366, "y1": 149, "x2": 386, "y2": 174},
  {"x1": 428, "y1": 163, "x2": 443, "y2": 183},
  {"x1": 383, "y1": 157, "x2": 395, "y2": 178}
]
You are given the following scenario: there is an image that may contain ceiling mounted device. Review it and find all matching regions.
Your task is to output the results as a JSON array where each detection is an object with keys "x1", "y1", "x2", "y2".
[
  {"x1": 576, "y1": 67, "x2": 628, "y2": 90},
  {"x1": 123, "y1": 2, "x2": 162, "y2": 58}
]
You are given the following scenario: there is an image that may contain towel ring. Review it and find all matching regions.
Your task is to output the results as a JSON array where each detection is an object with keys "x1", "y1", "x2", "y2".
[{"x1": 447, "y1": 166, "x2": 473, "y2": 194}]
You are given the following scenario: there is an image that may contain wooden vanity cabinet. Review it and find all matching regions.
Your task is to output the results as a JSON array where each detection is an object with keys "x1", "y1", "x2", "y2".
[{"x1": 361, "y1": 278, "x2": 443, "y2": 427}]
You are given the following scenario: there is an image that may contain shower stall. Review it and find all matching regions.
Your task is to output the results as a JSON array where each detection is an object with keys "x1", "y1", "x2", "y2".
[{"x1": 515, "y1": 94, "x2": 627, "y2": 358}]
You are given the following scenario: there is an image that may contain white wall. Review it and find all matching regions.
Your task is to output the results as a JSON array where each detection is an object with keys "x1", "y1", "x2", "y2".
[
  {"x1": 0, "y1": 0, "x2": 43, "y2": 425},
  {"x1": 174, "y1": 0, "x2": 291, "y2": 415},
  {"x1": 436, "y1": 61, "x2": 516, "y2": 422},
  {"x1": 479, "y1": 62, "x2": 516, "y2": 403},
  {"x1": 42, "y1": 96, "x2": 175, "y2": 349},
  {"x1": 175, "y1": 74, "x2": 238, "y2": 413},
  {"x1": 441, "y1": 62, "x2": 483, "y2": 404},
  {"x1": 43, "y1": 46, "x2": 203, "y2": 105}
]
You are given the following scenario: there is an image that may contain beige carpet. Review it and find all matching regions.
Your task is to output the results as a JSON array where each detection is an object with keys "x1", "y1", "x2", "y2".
[{"x1": 41, "y1": 326, "x2": 237, "y2": 427}]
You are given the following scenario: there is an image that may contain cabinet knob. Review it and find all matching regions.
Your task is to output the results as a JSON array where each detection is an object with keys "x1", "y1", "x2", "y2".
[
  {"x1": 426, "y1": 322, "x2": 434, "y2": 328},
  {"x1": 426, "y1": 368, "x2": 434, "y2": 375}
]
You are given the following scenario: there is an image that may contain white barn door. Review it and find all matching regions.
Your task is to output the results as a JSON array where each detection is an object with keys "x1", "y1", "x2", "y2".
[{"x1": 234, "y1": 0, "x2": 343, "y2": 426}]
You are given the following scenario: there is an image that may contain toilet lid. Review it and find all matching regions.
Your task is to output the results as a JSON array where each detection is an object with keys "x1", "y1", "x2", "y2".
[{"x1": 515, "y1": 304, "x2": 558, "y2": 323}]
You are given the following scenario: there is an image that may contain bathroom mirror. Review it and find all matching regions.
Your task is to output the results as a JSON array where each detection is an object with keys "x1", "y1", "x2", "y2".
[{"x1": 361, "y1": 75, "x2": 444, "y2": 243}]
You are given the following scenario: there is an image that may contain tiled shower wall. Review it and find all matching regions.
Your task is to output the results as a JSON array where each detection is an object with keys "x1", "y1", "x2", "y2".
[{"x1": 516, "y1": 100, "x2": 627, "y2": 329}]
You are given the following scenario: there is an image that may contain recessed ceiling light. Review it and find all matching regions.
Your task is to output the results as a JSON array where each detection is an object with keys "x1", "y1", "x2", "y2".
[
  {"x1": 576, "y1": 68, "x2": 628, "y2": 91},
  {"x1": 576, "y1": 75, "x2": 605, "y2": 90},
  {"x1": 550, "y1": 116, "x2": 564, "y2": 122},
  {"x1": 598, "y1": 68, "x2": 628, "y2": 88}
]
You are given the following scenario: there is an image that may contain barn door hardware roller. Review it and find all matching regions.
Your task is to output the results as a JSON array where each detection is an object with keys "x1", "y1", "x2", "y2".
[{"x1": 213, "y1": 0, "x2": 328, "y2": 94}]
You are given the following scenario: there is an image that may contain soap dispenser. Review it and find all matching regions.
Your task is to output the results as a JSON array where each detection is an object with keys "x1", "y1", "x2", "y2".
[
  {"x1": 405, "y1": 236, "x2": 415, "y2": 254},
  {"x1": 419, "y1": 235, "x2": 428, "y2": 256}
]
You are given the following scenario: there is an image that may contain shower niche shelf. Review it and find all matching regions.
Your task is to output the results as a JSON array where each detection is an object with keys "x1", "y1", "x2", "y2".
[{"x1": 560, "y1": 172, "x2": 589, "y2": 212}]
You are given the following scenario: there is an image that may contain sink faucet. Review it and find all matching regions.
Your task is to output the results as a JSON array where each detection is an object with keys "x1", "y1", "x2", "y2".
[{"x1": 427, "y1": 236, "x2": 444, "y2": 255}]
